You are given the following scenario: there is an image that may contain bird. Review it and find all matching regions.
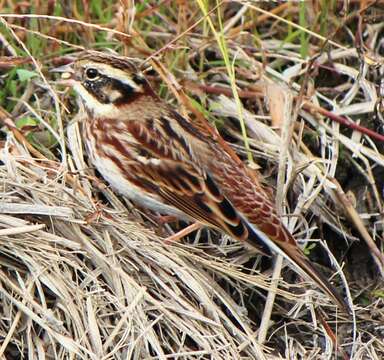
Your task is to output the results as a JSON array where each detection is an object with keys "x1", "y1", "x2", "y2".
[{"x1": 54, "y1": 52, "x2": 348, "y2": 312}]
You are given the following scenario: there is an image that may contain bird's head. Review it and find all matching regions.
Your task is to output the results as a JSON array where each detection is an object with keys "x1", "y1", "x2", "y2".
[{"x1": 54, "y1": 53, "x2": 153, "y2": 117}]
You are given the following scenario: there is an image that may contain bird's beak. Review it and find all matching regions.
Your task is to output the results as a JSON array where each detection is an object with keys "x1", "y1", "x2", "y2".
[{"x1": 50, "y1": 63, "x2": 76, "y2": 86}]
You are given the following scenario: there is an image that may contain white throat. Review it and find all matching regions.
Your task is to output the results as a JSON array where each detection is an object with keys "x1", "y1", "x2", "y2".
[{"x1": 73, "y1": 82, "x2": 121, "y2": 118}]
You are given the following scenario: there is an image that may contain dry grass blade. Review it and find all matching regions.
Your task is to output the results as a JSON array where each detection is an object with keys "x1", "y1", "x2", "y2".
[
  {"x1": 0, "y1": 203, "x2": 72, "y2": 217},
  {"x1": 258, "y1": 82, "x2": 294, "y2": 345}
]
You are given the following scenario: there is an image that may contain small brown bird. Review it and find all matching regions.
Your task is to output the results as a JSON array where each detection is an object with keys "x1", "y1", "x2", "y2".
[{"x1": 56, "y1": 52, "x2": 348, "y2": 312}]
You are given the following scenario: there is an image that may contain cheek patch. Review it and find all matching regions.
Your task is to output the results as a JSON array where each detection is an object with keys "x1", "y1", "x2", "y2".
[{"x1": 107, "y1": 89, "x2": 123, "y2": 103}]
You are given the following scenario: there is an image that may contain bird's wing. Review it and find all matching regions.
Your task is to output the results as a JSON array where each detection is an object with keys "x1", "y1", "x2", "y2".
[{"x1": 124, "y1": 116, "x2": 271, "y2": 255}]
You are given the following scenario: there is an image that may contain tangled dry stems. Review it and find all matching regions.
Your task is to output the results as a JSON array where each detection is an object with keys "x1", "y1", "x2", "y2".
[{"x1": 0, "y1": 1, "x2": 384, "y2": 359}]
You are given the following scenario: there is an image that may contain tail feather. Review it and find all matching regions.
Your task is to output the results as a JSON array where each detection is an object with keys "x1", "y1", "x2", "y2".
[
  {"x1": 245, "y1": 222, "x2": 349, "y2": 313},
  {"x1": 277, "y1": 241, "x2": 349, "y2": 313}
]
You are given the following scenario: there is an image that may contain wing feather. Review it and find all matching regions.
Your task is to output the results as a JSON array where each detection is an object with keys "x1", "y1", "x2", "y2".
[{"x1": 125, "y1": 117, "x2": 270, "y2": 254}]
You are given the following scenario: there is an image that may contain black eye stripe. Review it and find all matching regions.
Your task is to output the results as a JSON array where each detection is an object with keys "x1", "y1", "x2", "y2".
[
  {"x1": 110, "y1": 79, "x2": 135, "y2": 105},
  {"x1": 82, "y1": 75, "x2": 136, "y2": 105},
  {"x1": 132, "y1": 74, "x2": 146, "y2": 85}
]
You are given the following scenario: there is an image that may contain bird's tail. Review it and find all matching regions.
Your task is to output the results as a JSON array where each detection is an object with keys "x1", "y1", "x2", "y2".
[{"x1": 246, "y1": 223, "x2": 349, "y2": 313}]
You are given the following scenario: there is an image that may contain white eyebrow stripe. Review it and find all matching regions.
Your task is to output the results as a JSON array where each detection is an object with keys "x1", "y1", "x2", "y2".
[
  {"x1": 89, "y1": 64, "x2": 142, "y2": 90},
  {"x1": 118, "y1": 77, "x2": 142, "y2": 89},
  {"x1": 87, "y1": 67, "x2": 143, "y2": 92}
]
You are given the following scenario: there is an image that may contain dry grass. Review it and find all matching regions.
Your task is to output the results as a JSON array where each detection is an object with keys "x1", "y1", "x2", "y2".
[{"x1": 0, "y1": 1, "x2": 384, "y2": 359}]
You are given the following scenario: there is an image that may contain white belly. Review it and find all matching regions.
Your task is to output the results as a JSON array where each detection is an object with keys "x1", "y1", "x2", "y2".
[{"x1": 90, "y1": 147, "x2": 185, "y2": 217}]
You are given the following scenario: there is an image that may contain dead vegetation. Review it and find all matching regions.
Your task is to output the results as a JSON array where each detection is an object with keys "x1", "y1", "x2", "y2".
[{"x1": 0, "y1": 1, "x2": 383, "y2": 359}]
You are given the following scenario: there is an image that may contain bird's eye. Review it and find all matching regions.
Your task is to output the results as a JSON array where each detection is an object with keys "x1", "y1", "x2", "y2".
[{"x1": 85, "y1": 68, "x2": 99, "y2": 80}]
